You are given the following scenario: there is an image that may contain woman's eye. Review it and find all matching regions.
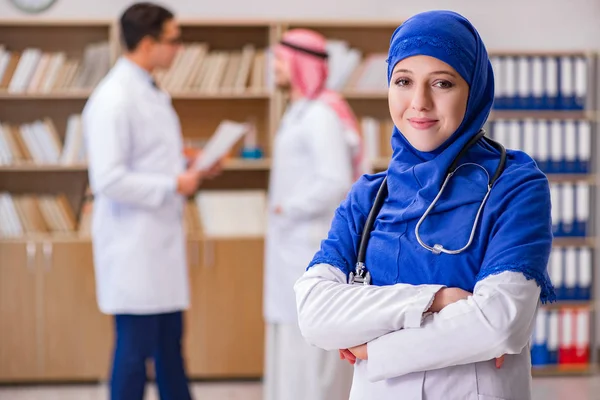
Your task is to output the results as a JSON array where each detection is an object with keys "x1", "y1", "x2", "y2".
[
  {"x1": 434, "y1": 80, "x2": 454, "y2": 89},
  {"x1": 395, "y1": 78, "x2": 411, "y2": 87}
]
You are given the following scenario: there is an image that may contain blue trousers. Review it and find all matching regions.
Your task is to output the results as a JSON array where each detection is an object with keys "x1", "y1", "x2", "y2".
[{"x1": 110, "y1": 311, "x2": 192, "y2": 400}]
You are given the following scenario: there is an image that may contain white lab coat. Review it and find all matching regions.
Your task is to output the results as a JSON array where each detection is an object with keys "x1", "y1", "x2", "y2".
[
  {"x1": 295, "y1": 264, "x2": 541, "y2": 400},
  {"x1": 83, "y1": 57, "x2": 189, "y2": 315},
  {"x1": 263, "y1": 98, "x2": 356, "y2": 400}
]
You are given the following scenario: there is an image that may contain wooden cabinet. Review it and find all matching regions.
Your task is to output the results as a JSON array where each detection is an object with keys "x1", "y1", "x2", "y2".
[
  {"x1": 40, "y1": 241, "x2": 112, "y2": 380},
  {"x1": 0, "y1": 241, "x2": 41, "y2": 381},
  {"x1": 0, "y1": 239, "x2": 111, "y2": 382},
  {"x1": 0, "y1": 237, "x2": 267, "y2": 382},
  {"x1": 185, "y1": 238, "x2": 265, "y2": 379}
]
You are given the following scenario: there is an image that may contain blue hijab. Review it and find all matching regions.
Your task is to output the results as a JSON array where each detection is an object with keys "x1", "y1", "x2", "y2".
[{"x1": 308, "y1": 10, "x2": 555, "y2": 303}]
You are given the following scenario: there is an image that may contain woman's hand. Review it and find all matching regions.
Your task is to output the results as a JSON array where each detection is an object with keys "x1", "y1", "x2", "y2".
[
  {"x1": 427, "y1": 287, "x2": 472, "y2": 313},
  {"x1": 495, "y1": 355, "x2": 505, "y2": 368},
  {"x1": 339, "y1": 349, "x2": 357, "y2": 365},
  {"x1": 349, "y1": 344, "x2": 368, "y2": 361},
  {"x1": 339, "y1": 344, "x2": 368, "y2": 365}
]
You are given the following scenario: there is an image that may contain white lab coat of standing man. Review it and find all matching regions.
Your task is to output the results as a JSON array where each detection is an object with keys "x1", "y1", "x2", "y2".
[
  {"x1": 263, "y1": 28, "x2": 367, "y2": 400},
  {"x1": 83, "y1": 3, "x2": 219, "y2": 400}
]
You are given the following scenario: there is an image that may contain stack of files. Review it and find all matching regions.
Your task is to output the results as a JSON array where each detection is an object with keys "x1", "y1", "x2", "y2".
[
  {"x1": 0, "y1": 115, "x2": 85, "y2": 166},
  {"x1": 549, "y1": 182, "x2": 589, "y2": 237},
  {"x1": 531, "y1": 308, "x2": 590, "y2": 367},
  {"x1": 0, "y1": 42, "x2": 111, "y2": 93},
  {"x1": 0, "y1": 192, "x2": 24, "y2": 237},
  {"x1": 325, "y1": 40, "x2": 363, "y2": 91},
  {"x1": 548, "y1": 246, "x2": 592, "y2": 301},
  {"x1": 290, "y1": 37, "x2": 388, "y2": 93},
  {"x1": 342, "y1": 53, "x2": 388, "y2": 92},
  {"x1": 490, "y1": 54, "x2": 588, "y2": 110},
  {"x1": 487, "y1": 119, "x2": 591, "y2": 174},
  {"x1": 152, "y1": 43, "x2": 268, "y2": 94},
  {"x1": 0, "y1": 192, "x2": 77, "y2": 238},
  {"x1": 194, "y1": 190, "x2": 267, "y2": 238},
  {"x1": 360, "y1": 117, "x2": 394, "y2": 164}
]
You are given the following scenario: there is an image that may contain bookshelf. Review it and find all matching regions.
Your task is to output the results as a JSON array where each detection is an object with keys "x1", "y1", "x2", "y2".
[{"x1": 0, "y1": 18, "x2": 598, "y2": 382}]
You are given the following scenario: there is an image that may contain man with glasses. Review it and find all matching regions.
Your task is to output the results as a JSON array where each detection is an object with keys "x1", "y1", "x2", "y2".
[{"x1": 83, "y1": 3, "x2": 217, "y2": 399}]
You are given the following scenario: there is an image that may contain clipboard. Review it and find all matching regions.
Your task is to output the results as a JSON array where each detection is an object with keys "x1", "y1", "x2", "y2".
[{"x1": 192, "y1": 120, "x2": 250, "y2": 171}]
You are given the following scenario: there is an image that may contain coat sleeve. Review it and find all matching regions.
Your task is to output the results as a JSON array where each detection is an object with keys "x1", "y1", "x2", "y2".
[
  {"x1": 295, "y1": 263, "x2": 444, "y2": 351},
  {"x1": 280, "y1": 103, "x2": 353, "y2": 221},
  {"x1": 366, "y1": 271, "x2": 540, "y2": 381},
  {"x1": 84, "y1": 98, "x2": 179, "y2": 209}
]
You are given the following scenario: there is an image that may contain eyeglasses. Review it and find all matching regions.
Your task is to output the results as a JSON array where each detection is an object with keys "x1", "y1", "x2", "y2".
[{"x1": 157, "y1": 35, "x2": 182, "y2": 45}]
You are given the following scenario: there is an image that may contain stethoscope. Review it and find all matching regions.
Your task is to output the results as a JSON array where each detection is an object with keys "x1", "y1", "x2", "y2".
[{"x1": 349, "y1": 129, "x2": 507, "y2": 285}]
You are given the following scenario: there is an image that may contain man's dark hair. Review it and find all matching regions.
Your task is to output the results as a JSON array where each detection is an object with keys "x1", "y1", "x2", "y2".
[{"x1": 120, "y1": 2, "x2": 174, "y2": 52}]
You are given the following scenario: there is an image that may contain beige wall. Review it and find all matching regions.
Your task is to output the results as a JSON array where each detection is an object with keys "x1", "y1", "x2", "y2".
[{"x1": 0, "y1": 0, "x2": 599, "y2": 50}]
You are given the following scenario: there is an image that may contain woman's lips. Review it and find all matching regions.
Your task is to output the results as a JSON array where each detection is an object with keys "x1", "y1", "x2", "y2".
[{"x1": 408, "y1": 118, "x2": 438, "y2": 130}]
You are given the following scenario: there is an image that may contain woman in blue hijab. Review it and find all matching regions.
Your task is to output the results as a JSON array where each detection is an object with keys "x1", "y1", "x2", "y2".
[{"x1": 294, "y1": 10, "x2": 554, "y2": 400}]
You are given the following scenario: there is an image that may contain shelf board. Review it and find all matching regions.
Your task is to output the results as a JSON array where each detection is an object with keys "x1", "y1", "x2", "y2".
[
  {"x1": 177, "y1": 19, "x2": 274, "y2": 27},
  {"x1": 0, "y1": 159, "x2": 271, "y2": 173},
  {"x1": 553, "y1": 237, "x2": 596, "y2": 247},
  {"x1": 342, "y1": 91, "x2": 387, "y2": 99},
  {"x1": 223, "y1": 158, "x2": 271, "y2": 170},
  {"x1": 0, "y1": 19, "x2": 113, "y2": 27},
  {"x1": 0, "y1": 91, "x2": 92, "y2": 100},
  {"x1": 0, "y1": 233, "x2": 265, "y2": 244},
  {"x1": 0, "y1": 164, "x2": 88, "y2": 172},
  {"x1": 0, "y1": 91, "x2": 272, "y2": 100},
  {"x1": 489, "y1": 110, "x2": 595, "y2": 120},
  {"x1": 0, "y1": 233, "x2": 90, "y2": 244},
  {"x1": 489, "y1": 50, "x2": 593, "y2": 57},
  {"x1": 170, "y1": 91, "x2": 272, "y2": 100},
  {"x1": 532, "y1": 365, "x2": 598, "y2": 377},
  {"x1": 547, "y1": 174, "x2": 596, "y2": 183},
  {"x1": 283, "y1": 19, "x2": 402, "y2": 28},
  {"x1": 542, "y1": 301, "x2": 594, "y2": 310}
]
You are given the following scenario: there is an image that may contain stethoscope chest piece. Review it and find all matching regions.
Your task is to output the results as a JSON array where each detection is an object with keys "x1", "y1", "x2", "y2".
[{"x1": 349, "y1": 262, "x2": 371, "y2": 285}]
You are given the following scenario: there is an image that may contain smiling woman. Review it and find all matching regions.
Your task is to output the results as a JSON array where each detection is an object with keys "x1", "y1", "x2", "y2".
[{"x1": 294, "y1": 9, "x2": 554, "y2": 400}]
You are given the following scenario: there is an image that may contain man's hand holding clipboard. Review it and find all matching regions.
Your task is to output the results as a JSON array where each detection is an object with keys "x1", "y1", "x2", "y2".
[{"x1": 177, "y1": 120, "x2": 251, "y2": 196}]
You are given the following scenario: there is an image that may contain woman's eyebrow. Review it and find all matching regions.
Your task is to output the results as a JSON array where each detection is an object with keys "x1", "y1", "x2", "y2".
[
  {"x1": 393, "y1": 69, "x2": 458, "y2": 78},
  {"x1": 429, "y1": 70, "x2": 458, "y2": 78}
]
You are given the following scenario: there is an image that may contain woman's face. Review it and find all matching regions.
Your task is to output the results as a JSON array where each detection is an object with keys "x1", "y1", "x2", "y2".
[{"x1": 388, "y1": 55, "x2": 469, "y2": 152}]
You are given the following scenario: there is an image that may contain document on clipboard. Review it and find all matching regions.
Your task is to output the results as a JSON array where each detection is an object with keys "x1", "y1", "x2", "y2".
[{"x1": 192, "y1": 120, "x2": 249, "y2": 171}]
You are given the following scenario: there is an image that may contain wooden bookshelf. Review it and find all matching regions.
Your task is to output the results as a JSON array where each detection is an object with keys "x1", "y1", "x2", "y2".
[
  {"x1": 0, "y1": 19, "x2": 598, "y2": 383},
  {"x1": 0, "y1": 19, "x2": 274, "y2": 383}
]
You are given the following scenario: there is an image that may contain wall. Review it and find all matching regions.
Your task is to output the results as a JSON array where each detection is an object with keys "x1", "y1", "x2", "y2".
[{"x1": 1, "y1": 0, "x2": 599, "y2": 51}]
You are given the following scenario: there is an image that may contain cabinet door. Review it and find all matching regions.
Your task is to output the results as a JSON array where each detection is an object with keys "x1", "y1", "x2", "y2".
[
  {"x1": 40, "y1": 241, "x2": 113, "y2": 380},
  {"x1": 185, "y1": 238, "x2": 265, "y2": 378},
  {"x1": 0, "y1": 241, "x2": 41, "y2": 381},
  {"x1": 182, "y1": 238, "x2": 203, "y2": 377}
]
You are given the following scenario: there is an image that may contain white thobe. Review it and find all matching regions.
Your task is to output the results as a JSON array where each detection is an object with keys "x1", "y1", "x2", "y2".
[{"x1": 263, "y1": 98, "x2": 356, "y2": 400}]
